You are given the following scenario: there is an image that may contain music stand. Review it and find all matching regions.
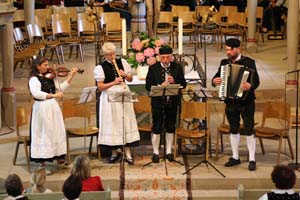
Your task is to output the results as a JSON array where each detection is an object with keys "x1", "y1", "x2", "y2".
[
  {"x1": 182, "y1": 87, "x2": 225, "y2": 178},
  {"x1": 107, "y1": 90, "x2": 137, "y2": 164},
  {"x1": 143, "y1": 84, "x2": 183, "y2": 176},
  {"x1": 77, "y1": 86, "x2": 97, "y2": 155},
  {"x1": 286, "y1": 70, "x2": 300, "y2": 170}
]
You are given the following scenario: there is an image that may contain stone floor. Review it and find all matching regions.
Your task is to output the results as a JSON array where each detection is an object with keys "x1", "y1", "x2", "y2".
[{"x1": 0, "y1": 35, "x2": 300, "y2": 199}]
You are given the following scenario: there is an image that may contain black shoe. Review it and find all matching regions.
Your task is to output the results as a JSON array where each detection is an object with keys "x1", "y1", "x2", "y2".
[
  {"x1": 108, "y1": 153, "x2": 120, "y2": 163},
  {"x1": 248, "y1": 161, "x2": 256, "y2": 171},
  {"x1": 152, "y1": 154, "x2": 159, "y2": 163},
  {"x1": 166, "y1": 153, "x2": 174, "y2": 162},
  {"x1": 125, "y1": 158, "x2": 134, "y2": 165},
  {"x1": 224, "y1": 157, "x2": 241, "y2": 167}
]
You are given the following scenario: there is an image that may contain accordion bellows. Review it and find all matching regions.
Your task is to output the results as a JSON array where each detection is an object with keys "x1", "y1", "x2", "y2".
[{"x1": 219, "y1": 64, "x2": 250, "y2": 100}]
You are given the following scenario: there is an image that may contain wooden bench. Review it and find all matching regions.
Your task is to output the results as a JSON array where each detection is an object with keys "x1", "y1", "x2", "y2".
[{"x1": 0, "y1": 187, "x2": 111, "y2": 200}]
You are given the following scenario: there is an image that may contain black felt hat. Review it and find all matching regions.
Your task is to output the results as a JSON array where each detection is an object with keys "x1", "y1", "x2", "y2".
[
  {"x1": 159, "y1": 45, "x2": 173, "y2": 55},
  {"x1": 225, "y1": 38, "x2": 241, "y2": 48}
]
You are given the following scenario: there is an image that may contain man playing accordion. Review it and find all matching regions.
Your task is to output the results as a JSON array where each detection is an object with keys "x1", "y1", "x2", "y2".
[{"x1": 212, "y1": 38, "x2": 260, "y2": 171}]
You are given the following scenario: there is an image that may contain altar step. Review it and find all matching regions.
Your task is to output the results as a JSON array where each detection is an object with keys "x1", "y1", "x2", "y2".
[{"x1": 123, "y1": 189, "x2": 237, "y2": 200}]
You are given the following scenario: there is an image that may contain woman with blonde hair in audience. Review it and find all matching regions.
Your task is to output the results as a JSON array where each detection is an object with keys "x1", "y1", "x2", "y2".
[
  {"x1": 24, "y1": 168, "x2": 52, "y2": 194},
  {"x1": 71, "y1": 155, "x2": 104, "y2": 191}
]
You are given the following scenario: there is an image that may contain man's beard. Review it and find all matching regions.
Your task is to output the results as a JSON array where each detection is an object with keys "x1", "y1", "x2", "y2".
[{"x1": 227, "y1": 54, "x2": 237, "y2": 61}]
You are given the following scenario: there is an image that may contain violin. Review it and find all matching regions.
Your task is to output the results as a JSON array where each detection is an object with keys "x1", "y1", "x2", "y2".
[{"x1": 43, "y1": 66, "x2": 84, "y2": 79}]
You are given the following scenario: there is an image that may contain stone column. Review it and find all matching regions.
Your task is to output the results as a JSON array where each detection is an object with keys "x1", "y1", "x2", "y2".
[
  {"x1": 24, "y1": 0, "x2": 34, "y2": 25},
  {"x1": 1, "y1": 22, "x2": 16, "y2": 127},
  {"x1": 287, "y1": 0, "x2": 299, "y2": 76},
  {"x1": 286, "y1": 0, "x2": 299, "y2": 106},
  {"x1": 246, "y1": 0, "x2": 258, "y2": 52}
]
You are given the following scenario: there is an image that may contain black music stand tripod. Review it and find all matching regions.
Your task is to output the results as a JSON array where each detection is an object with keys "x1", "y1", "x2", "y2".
[
  {"x1": 143, "y1": 84, "x2": 184, "y2": 176},
  {"x1": 182, "y1": 87, "x2": 225, "y2": 178},
  {"x1": 107, "y1": 90, "x2": 136, "y2": 164}
]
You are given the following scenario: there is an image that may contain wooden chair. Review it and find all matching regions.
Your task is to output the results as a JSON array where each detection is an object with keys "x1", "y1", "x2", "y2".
[
  {"x1": 171, "y1": 5, "x2": 190, "y2": 20},
  {"x1": 13, "y1": 27, "x2": 45, "y2": 55},
  {"x1": 52, "y1": 14, "x2": 84, "y2": 63},
  {"x1": 197, "y1": 11, "x2": 221, "y2": 49},
  {"x1": 195, "y1": 5, "x2": 211, "y2": 21},
  {"x1": 173, "y1": 11, "x2": 196, "y2": 49},
  {"x1": 13, "y1": 9, "x2": 25, "y2": 29},
  {"x1": 13, "y1": 106, "x2": 31, "y2": 172},
  {"x1": 77, "y1": 13, "x2": 98, "y2": 45},
  {"x1": 101, "y1": 12, "x2": 122, "y2": 44},
  {"x1": 215, "y1": 105, "x2": 259, "y2": 158},
  {"x1": 219, "y1": 6, "x2": 238, "y2": 20},
  {"x1": 255, "y1": 101, "x2": 294, "y2": 164},
  {"x1": 34, "y1": 15, "x2": 53, "y2": 39},
  {"x1": 219, "y1": 12, "x2": 246, "y2": 49},
  {"x1": 26, "y1": 24, "x2": 62, "y2": 64},
  {"x1": 13, "y1": 28, "x2": 40, "y2": 71},
  {"x1": 133, "y1": 95, "x2": 152, "y2": 133},
  {"x1": 175, "y1": 101, "x2": 210, "y2": 159},
  {"x1": 62, "y1": 99, "x2": 100, "y2": 163},
  {"x1": 156, "y1": 11, "x2": 173, "y2": 45},
  {"x1": 215, "y1": 107, "x2": 230, "y2": 158}
]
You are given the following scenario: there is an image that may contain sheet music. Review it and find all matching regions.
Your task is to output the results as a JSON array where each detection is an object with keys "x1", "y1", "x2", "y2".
[
  {"x1": 150, "y1": 84, "x2": 181, "y2": 97},
  {"x1": 107, "y1": 90, "x2": 136, "y2": 102},
  {"x1": 78, "y1": 86, "x2": 97, "y2": 104}
]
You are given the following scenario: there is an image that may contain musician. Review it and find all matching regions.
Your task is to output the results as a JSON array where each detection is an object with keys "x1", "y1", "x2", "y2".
[
  {"x1": 212, "y1": 38, "x2": 260, "y2": 171},
  {"x1": 146, "y1": 45, "x2": 186, "y2": 163},
  {"x1": 94, "y1": 42, "x2": 140, "y2": 165},
  {"x1": 145, "y1": 0, "x2": 162, "y2": 37},
  {"x1": 29, "y1": 56, "x2": 79, "y2": 174}
]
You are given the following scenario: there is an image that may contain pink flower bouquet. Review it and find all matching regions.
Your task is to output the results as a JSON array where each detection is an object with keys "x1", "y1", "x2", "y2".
[{"x1": 126, "y1": 32, "x2": 165, "y2": 69}]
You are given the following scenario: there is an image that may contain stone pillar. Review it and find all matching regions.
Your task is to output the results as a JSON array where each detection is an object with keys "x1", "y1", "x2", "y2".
[
  {"x1": 1, "y1": 22, "x2": 16, "y2": 127},
  {"x1": 246, "y1": 0, "x2": 258, "y2": 52},
  {"x1": 287, "y1": 0, "x2": 299, "y2": 76},
  {"x1": 286, "y1": 0, "x2": 299, "y2": 106},
  {"x1": 24, "y1": 0, "x2": 34, "y2": 25}
]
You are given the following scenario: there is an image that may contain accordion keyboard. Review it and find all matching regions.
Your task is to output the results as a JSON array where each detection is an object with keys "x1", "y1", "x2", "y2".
[{"x1": 219, "y1": 65, "x2": 229, "y2": 100}]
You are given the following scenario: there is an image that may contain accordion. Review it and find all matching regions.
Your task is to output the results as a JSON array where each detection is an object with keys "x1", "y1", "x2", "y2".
[{"x1": 218, "y1": 64, "x2": 250, "y2": 100}]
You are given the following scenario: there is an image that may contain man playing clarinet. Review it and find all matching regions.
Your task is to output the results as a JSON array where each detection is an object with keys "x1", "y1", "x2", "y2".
[{"x1": 146, "y1": 45, "x2": 186, "y2": 163}]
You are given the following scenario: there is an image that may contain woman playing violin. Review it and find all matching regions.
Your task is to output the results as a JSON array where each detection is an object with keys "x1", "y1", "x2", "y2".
[
  {"x1": 28, "y1": 56, "x2": 79, "y2": 175},
  {"x1": 94, "y1": 42, "x2": 139, "y2": 165}
]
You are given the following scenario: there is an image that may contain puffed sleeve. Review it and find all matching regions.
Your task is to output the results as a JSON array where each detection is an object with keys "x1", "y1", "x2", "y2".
[
  {"x1": 29, "y1": 77, "x2": 48, "y2": 100},
  {"x1": 53, "y1": 78, "x2": 70, "y2": 92},
  {"x1": 94, "y1": 65, "x2": 105, "y2": 82},
  {"x1": 121, "y1": 58, "x2": 132, "y2": 74}
]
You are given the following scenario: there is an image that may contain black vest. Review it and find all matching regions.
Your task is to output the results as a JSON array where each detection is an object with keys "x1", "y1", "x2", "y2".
[
  {"x1": 101, "y1": 59, "x2": 124, "y2": 83},
  {"x1": 37, "y1": 75, "x2": 56, "y2": 94},
  {"x1": 267, "y1": 192, "x2": 300, "y2": 200}
]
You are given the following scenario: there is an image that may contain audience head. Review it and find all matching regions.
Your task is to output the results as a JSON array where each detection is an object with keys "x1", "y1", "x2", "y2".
[
  {"x1": 71, "y1": 155, "x2": 91, "y2": 180},
  {"x1": 5, "y1": 174, "x2": 23, "y2": 197},
  {"x1": 271, "y1": 165, "x2": 296, "y2": 190},
  {"x1": 30, "y1": 168, "x2": 47, "y2": 193},
  {"x1": 159, "y1": 45, "x2": 173, "y2": 67},
  {"x1": 63, "y1": 175, "x2": 82, "y2": 200},
  {"x1": 102, "y1": 42, "x2": 116, "y2": 61}
]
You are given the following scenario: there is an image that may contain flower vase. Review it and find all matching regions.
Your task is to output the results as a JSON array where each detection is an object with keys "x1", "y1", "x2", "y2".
[
  {"x1": 137, "y1": 65, "x2": 149, "y2": 80},
  {"x1": 131, "y1": 67, "x2": 137, "y2": 75}
]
